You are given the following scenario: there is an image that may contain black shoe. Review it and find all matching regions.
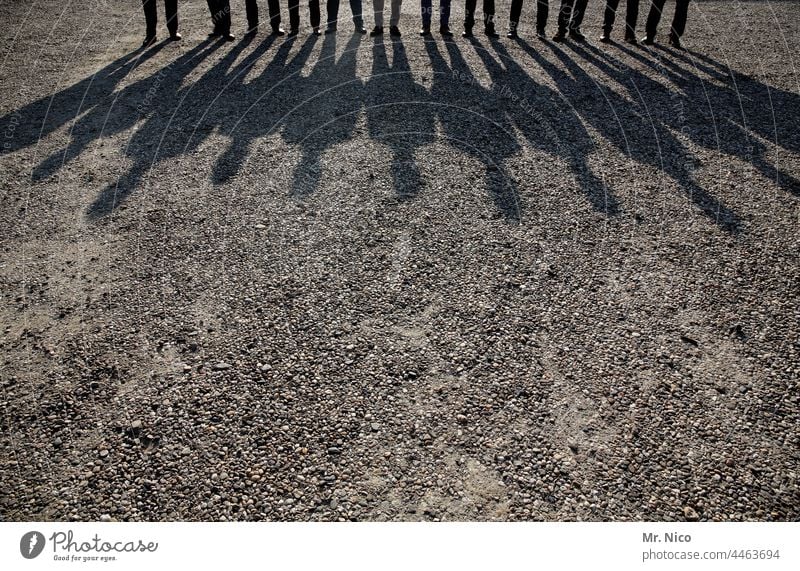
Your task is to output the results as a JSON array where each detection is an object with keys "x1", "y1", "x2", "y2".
[
  {"x1": 668, "y1": 33, "x2": 682, "y2": 49},
  {"x1": 419, "y1": 26, "x2": 431, "y2": 36},
  {"x1": 325, "y1": 26, "x2": 337, "y2": 34},
  {"x1": 389, "y1": 26, "x2": 401, "y2": 37},
  {"x1": 440, "y1": 26, "x2": 453, "y2": 37},
  {"x1": 462, "y1": 28, "x2": 474, "y2": 38},
  {"x1": 313, "y1": 27, "x2": 321, "y2": 36},
  {"x1": 569, "y1": 29, "x2": 586, "y2": 42},
  {"x1": 170, "y1": 32, "x2": 182, "y2": 41},
  {"x1": 223, "y1": 33, "x2": 236, "y2": 42},
  {"x1": 208, "y1": 30, "x2": 221, "y2": 38},
  {"x1": 245, "y1": 23, "x2": 258, "y2": 35},
  {"x1": 288, "y1": 28, "x2": 299, "y2": 37},
  {"x1": 370, "y1": 26, "x2": 384, "y2": 36},
  {"x1": 536, "y1": 28, "x2": 546, "y2": 39},
  {"x1": 485, "y1": 26, "x2": 500, "y2": 38},
  {"x1": 142, "y1": 35, "x2": 157, "y2": 48},
  {"x1": 641, "y1": 35, "x2": 654, "y2": 45},
  {"x1": 599, "y1": 31, "x2": 611, "y2": 43},
  {"x1": 552, "y1": 31, "x2": 565, "y2": 42},
  {"x1": 355, "y1": 25, "x2": 368, "y2": 34},
  {"x1": 272, "y1": 27, "x2": 286, "y2": 36},
  {"x1": 507, "y1": 30, "x2": 519, "y2": 39},
  {"x1": 624, "y1": 33, "x2": 637, "y2": 44}
]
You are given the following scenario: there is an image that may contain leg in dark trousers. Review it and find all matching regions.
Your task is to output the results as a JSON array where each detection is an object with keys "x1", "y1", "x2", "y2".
[
  {"x1": 310, "y1": 0, "x2": 321, "y2": 28},
  {"x1": 645, "y1": 0, "x2": 666, "y2": 39},
  {"x1": 536, "y1": 0, "x2": 549, "y2": 32},
  {"x1": 327, "y1": 0, "x2": 340, "y2": 27},
  {"x1": 440, "y1": 0, "x2": 451, "y2": 27},
  {"x1": 245, "y1": 0, "x2": 259, "y2": 28},
  {"x1": 602, "y1": 0, "x2": 620, "y2": 32},
  {"x1": 350, "y1": 0, "x2": 364, "y2": 27},
  {"x1": 483, "y1": 0, "x2": 496, "y2": 29},
  {"x1": 267, "y1": 0, "x2": 283, "y2": 30},
  {"x1": 289, "y1": 0, "x2": 300, "y2": 30},
  {"x1": 670, "y1": 0, "x2": 689, "y2": 37},
  {"x1": 510, "y1": 0, "x2": 524, "y2": 28},
  {"x1": 164, "y1": 0, "x2": 178, "y2": 35},
  {"x1": 568, "y1": 0, "x2": 587, "y2": 30},
  {"x1": 142, "y1": 0, "x2": 158, "y2": 38},
  {"x1": 464, "y1": 0, "x2": 477, "y2": 30},
  {"x1": 208, "y1": 0, "x2": 232, "y2": 34},
  {"x1": 557, "y1": 0, "x2": 576, "y2": 33}
]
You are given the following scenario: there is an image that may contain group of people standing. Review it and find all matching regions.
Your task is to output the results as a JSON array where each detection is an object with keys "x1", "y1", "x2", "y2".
[{"x1": 142, "y1": 0, "x2": 691, "y2": 49}]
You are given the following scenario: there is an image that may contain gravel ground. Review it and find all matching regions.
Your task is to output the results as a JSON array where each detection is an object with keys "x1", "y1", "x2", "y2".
[{"x1": 0, "y1": 0, "x2": 798, "y2": 521}]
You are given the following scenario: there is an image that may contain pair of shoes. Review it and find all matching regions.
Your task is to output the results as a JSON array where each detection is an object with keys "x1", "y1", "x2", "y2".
[
  {"x1": 568, "y1": 29, "x2": 586, "y2": 42},
  {"x1": 440, "y1": 26, "x2": 453, "y2": 37},
  {"x1": 640, "y1": 35, "x2": 655, "y2": 45},
  {"x1": 223, "y1": 33, "x2": 235, "y2": 41},
  {"x1": 485, "y1": 26, "x2": 499, "y2": 39},
  {"x1": 371, "y1": 26, "x2": 384, "y2": 36},
  {"x1": 668, "y1": 33, "x2": 683, "y2": 49},
  {"x1": 142, "y1": 35, "x2": 157, "y2": 47},
  {"x1": 272, "y1": 27, "x2": 286, "y2": 36},
  {"x1": 552, "y1": 30, "x2": 565, "y2": 42},
  {"x1": 599, "y1": 30, "x2": 611, "y2": 43},
  {"x1": 624, "y1": 33, "x2": 637, "y2": 44},
  {"x1": 390, "y1": 26, "x2": 401, "y2": 37}
]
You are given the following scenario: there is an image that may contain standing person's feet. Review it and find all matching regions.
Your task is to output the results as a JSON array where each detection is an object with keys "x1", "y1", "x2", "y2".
[
  {"x1": 568, "y1": 29, "x2": 585, "y2": 42},
  {"x1": 389, "y1": 26, "x2": 401, "y2": 37},
  {"x1": 313, "y1": 27, "x2": 321, "y2": 35},
  {"x1": 552, "y1": 30, "x2": 565, "y2": 42},
  {"x1": 599, "y1": 30, "x2": 611, "y2": 43},
  {"x1": 440, "y1": 26, "x2": 453, "y2": 37},
  {"x1": 485, "y1": 25, "x2": 500, "y2": 38},
  {"x1": 640, "y1": 34, "x2": 654, "y2": 45},
  {"x1": 668, "y1": 32, "x2": 682, "y2": 49},
  {"x1": 370, "y1": 26, "x2": 384, "y2": 36},
  {"x1": 624, "y1": 33, "x2": 637, "y2": 44},
  {"x1": 142, "y1": 35, "x2": 157, "y2": 47},
  {"x1": 419, "y1": 26, "x2": 431, "y2": 36}
]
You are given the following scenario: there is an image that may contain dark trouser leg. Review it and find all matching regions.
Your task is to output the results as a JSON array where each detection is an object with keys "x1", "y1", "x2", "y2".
[
  {"x1": 645, "y1": 0, "x2": 666, "y2": 38},
  {"x1": 267, "y1": 0, "x2": 282, "y2": 29},
  {"x1": 569, "y1": 0, "x2": 587, "y2": 30},
  {"x1": 165, "y1": 0, "x2": 179, "y2": 35},
  {"x1": 536, "y1": 0, "x2": 548, "y2": 31},
  {"x1": 327, "y1": 0, "x2": 339, "y2": 26},
  {"x1": 207, "y1": 0, "x2": 220, "y2": 33},
  {"x1": 557, "y1": 0, "x2": 575, "y2": 33},
  {"x1": 422, "y1": 0, "x2": 433, "y2": 27},
  {"x1": 624, "y1": 0, "x2": 639, "y2": 37},
  {"x1": 510, "y1": 0, "x2": 524, "y2": 27},
  {"x1": 483, "y1": 0, "x2": 495, "y2": 29},
  {"x1": 220, "y1": 0, "x2": 232, "y2": 34},
  {"x1": 602, "y1": 0, "x2": 620, "y2": 32},
  {"x1": 310, "y1": 0, "x2": 321, "y2": 27},
  {"x1": 245, "y1": 0, "x2": 259, "y2": 28},
  {"x1": 350, "y1": 0, "x2": 364, "y2": 26},
  {"x1": 464, "y1": 0, "x2": 477, "y2": 30},
  {"x1": 143, "y1": 0, "x2": 158, "y2": 37},
  {"x1": 441, "y1": 0, "x2": 451, "y2": 27},
  {"x1": 670, "y1": 0, "x2": 689, "y2": 37},
  {"x1": 289, "y1": 0, "x2": 300, "y2": 29}
]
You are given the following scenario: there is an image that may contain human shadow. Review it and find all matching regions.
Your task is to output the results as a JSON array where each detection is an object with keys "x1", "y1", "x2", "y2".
[
  {"x1": 519, "y1": 39, "x2": 740, "y2": 232},
  {"x1": 277, "y1": 32, "x2": 365, "y2": 198},
  {"x1": 612, "y1": 42, "x2": 800, "y2": 197},
  {"x1": 0, "y1": 43, "x2": 166, "y2": 160},
  {"x1": 364, "y1": 38, "x2": 435, "y2": 199},
  {"x1": 423, "y1": 38, "x2": 523, "y2": 221},
  {"x1": 474, "y1": 38, "x2": 620, "y2": 217}
]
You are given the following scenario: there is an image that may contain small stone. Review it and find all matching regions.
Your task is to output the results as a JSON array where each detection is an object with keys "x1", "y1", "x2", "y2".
[
  {"x1": 683, "y1": 506, "x2": 699, "y2": 521},
  {"x1": 456, "y1": 414, "x2": 468, "y2": 424},
  {"x1": 250, "y1": 474, "x2": 261, "y2": 482},
  {"x1": 214, "y1": 362, "x2": 231, "y2": 371},
  {"x1": 370, "y1": 423, "x2": 381, "y2": 432},
  {"x1": 260, "y1": 364, "x2": 272, "y2": 372},
  {"x1": 53, "y1": 437, "x2": 63, "y2": 448},
  {"x1": 181, "y1": 447, "x2": 191, "y2": 456},
  {"x1": 99, "y1": 449, "x2": 109, "y2": 458},
  {"x1": 327, "y1": 447, "x2": 341, "y2": 455},
  {"x1": 100, "y1": 514, "x2": 112, "y2": 522},
  {"x1": 131, "y1": 420, "x2": 143, "y2": 430},
  {"x1": 254, "y1": 224, "x2": 266, "y2": 230}
]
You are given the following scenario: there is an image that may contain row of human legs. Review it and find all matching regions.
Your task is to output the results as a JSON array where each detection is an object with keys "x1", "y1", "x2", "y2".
[{"x1": 142, "y1": 0, "x2": 691, "y2": 48}]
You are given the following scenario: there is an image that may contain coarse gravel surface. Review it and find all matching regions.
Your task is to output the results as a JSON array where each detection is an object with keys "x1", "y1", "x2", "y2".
[{"x1": 0, "y1": 0, "x2": 798, "y2": 522}]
